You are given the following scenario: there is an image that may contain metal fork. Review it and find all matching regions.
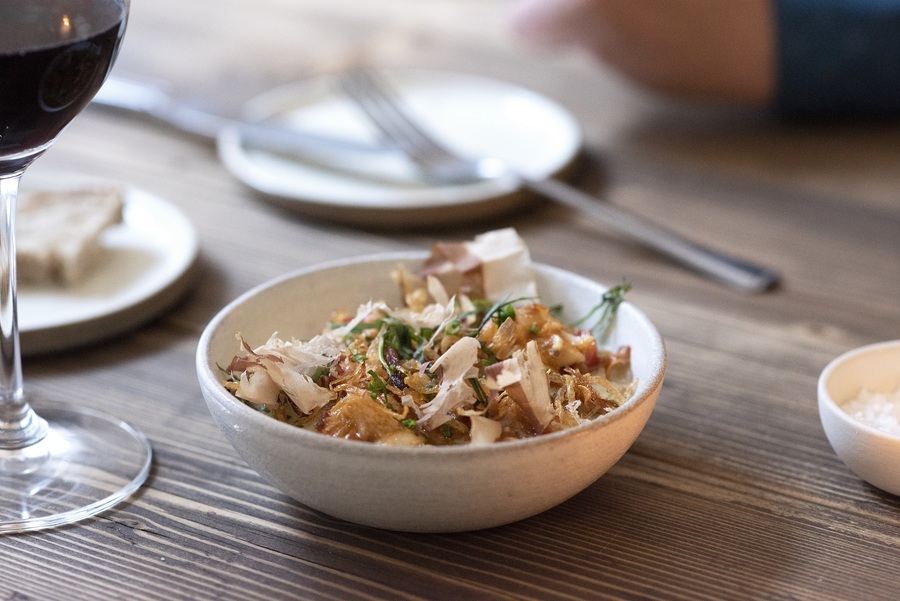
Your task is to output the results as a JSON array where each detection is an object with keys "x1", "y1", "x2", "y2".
[{"x1": 339, "y1": 69, "x2": 780, "y2": 293}]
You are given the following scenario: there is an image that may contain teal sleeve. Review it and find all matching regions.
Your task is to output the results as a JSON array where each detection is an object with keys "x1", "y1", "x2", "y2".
[{"x1": 774, "y1": 0, "x2": 900, "y2": 118}]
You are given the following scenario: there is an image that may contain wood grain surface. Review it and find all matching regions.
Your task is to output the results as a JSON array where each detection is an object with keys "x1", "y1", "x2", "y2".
[{"x1": 3, "y1": 0, "x2": 899, "y2": 599}]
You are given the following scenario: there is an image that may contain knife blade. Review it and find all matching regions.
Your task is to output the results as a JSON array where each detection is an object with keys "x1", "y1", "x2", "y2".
[{"x1": 92, "y1": 76, "x2": 385, "y2": 157}]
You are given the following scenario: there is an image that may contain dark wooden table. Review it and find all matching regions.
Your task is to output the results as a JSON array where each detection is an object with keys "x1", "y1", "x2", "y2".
[{"x1": 5, "y1": 0, "x2": 900, "y2": 599}]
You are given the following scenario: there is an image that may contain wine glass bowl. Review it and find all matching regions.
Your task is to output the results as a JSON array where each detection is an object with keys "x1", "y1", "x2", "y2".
[
  {"x1": 0, "y1": 0, "x2": 127, "y2": 171},
  {"x1": 0, "y1": 0, "x2": 151, "y2": 532}
]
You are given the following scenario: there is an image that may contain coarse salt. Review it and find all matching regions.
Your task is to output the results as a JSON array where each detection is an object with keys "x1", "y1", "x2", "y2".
[{"x1": 841, "y1": 386, "x2": 900, "y2": 436}]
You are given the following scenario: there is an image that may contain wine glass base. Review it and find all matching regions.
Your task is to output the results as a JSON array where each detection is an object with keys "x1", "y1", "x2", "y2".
[{"x1": 0, "y1": 401, "x2": 151, "y2": 533}]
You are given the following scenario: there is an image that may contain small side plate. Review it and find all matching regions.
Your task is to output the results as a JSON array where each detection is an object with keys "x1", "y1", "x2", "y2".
[
  {"x1": 18, "y1": 177, "x2": 199, "y2": 355},
  {"x1": 218, "y1": 68, "x2": 583, "y2": 227}
]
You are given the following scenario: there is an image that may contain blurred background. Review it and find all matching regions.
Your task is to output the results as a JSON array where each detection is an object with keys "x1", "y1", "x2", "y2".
[{"x1": 111, "y1": 0, "x2": 900, "y2": 209}]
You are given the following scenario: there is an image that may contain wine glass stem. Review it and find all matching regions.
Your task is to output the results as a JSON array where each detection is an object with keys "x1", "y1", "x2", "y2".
[{"x1": 0, "y1": 174, "x2": 46, "y2": 449}]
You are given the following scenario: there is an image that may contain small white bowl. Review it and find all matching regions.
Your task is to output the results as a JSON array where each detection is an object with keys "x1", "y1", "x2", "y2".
[
  {"x1": 196, "y1": 253, "x2": 666, "y2": 532},
  {"x1": 818, "y1": 340, "x2": 900, "y2": 496}
]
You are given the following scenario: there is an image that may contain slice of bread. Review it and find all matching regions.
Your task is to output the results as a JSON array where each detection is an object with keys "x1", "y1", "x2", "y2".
[{"x1": 17, "y1": 187, "x2": 124, "y2": 286}]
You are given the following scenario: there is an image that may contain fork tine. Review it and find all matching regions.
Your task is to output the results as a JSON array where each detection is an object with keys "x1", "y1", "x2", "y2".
[
  {"x1": 339, "y1": 69, "x2": 490, "y2": 185},
  {"x1": 339, "y1": 71, "x2": 414, "y2": 154},
  {"x1": 339, "y1": 70, "x2": 454, "y2": 162}
]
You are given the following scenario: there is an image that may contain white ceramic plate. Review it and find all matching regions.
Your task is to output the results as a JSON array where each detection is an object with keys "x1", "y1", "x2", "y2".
[
  {"x1": 18, "y1": 179, "x2": 199, "y2": 355},
  {"x1": 217, "y1": 68, "x2": 583, "y2": 227}
]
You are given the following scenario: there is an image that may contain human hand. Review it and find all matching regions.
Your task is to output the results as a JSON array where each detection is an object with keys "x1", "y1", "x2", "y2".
[{"x1": 507, "y1": 0, "x2": 776, "y2": 105}]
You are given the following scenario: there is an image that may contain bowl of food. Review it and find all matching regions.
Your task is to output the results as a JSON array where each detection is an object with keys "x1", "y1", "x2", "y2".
[
  {"x1": 197, "y1": 229, "x2": 666, "y2": 531},
  {"x1": 818, "y1": 340, "x2": 900, "y2": 496}
]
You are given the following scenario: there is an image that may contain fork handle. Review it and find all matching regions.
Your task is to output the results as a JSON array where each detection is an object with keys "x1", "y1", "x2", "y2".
[{"x1": 523, "y1": 177, "x2": 780, "y2": 293}]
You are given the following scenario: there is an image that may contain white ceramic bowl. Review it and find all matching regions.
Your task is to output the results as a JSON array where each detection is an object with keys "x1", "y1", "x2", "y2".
[
  {"x1": 196, "y1": 253, "x2": 666, "y2": 532},
  {"x1": 818, "y1": 340, "x2": 900, "y2": 496}
]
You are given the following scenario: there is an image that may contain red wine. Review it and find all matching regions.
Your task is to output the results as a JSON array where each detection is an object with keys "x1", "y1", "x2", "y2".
[{"x1": 0, "y1": 0, "x2": 126, "y2": 166}]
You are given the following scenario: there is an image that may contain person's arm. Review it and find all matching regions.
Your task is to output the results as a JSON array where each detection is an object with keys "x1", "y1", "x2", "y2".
[
  {"x1": 508, "y1": 0, "x2": 900, "y2": 118},
  {"x1": 507, "y1": 0, "x2": 776, "y2": 105}
]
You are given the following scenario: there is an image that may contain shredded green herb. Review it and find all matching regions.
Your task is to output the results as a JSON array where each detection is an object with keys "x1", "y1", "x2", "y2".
[
  {"x1": 572, "y1": 283, "x2": 631, "y2": 340},
  {"x1": 312, "y1": 364, "x2": 331, "y2": 383},
  {"x1": 367, "y1": 370, "x2": 388, "y2": 400},
  {"x1": 475, "y1": 296, "x2": 533, "y2": 334},
  {"x1": 468, "y1": 377, "x2": 488, "y2": 407}
]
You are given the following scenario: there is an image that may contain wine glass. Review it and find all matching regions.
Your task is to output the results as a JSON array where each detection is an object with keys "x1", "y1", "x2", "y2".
[{"x1": 0, "y1": 0, "x2": 151, "y2": 532}]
